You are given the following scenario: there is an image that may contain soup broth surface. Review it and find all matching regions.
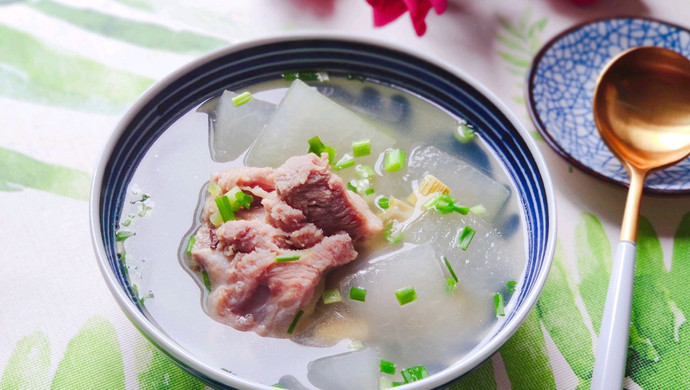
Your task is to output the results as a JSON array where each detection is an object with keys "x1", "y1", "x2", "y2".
[{"x1": 118, "y1": 75, "x2": 526, "y2": 388}]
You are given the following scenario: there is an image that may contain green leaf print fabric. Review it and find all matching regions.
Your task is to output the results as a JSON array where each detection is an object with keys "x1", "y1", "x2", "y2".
[{"x1": 2, "y1": 1, "x2": 690, "y2": 389}]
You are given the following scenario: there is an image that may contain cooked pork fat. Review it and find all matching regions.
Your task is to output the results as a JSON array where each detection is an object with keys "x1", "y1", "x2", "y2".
[{"x1": 190, "y1": 153, "x2": 382, "y2": 337}]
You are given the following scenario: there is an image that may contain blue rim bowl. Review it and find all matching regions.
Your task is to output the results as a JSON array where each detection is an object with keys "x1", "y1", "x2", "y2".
[{"x1": 90, "y1": 34, "x2": 556, "y2": 390}]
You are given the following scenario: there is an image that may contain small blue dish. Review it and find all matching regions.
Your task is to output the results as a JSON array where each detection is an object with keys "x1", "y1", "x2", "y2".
[
  {"x1": 91, "y1": 34, "x2": 556, "y2": 390},
  {"x1": 527, "y1": 17, "x2": 690, "y2": 194}
]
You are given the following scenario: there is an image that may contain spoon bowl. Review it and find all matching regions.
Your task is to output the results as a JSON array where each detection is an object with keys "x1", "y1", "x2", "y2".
[
  {"x1": 594, "y1": 47, "x2": 690, "y2": 172},
  {"x1": 591, "y1": 46, "x2": 690, "y2": 389}
]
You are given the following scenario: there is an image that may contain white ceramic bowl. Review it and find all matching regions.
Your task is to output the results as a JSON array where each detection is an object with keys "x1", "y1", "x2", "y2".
[{"x1": 90, "y1": 34, "x2": 556, "y2": 390}]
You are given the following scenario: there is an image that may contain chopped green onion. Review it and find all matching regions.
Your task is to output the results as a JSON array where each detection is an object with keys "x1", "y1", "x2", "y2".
[
  {"x1": 283, "y1": 71, "x2": 319, "y2": 81},
  {"x1": 506, "y1": 280, "x2": 517, "y2": 293},
  {"x1": 115, "y1": 230, "x2": 135, "y2": 241},
  {"x1": 442, "y1": 256, "x2": 458, "y2": 282},
  {"x1": 287, "y1": 309, "x2": 304, "y2": 334},
  {"x1": 130, "y1": 193, "x2": 150, "y2": 204},
  {"x1": 494, "y1": 292, "x2": 505, "y2": 317},
  {"x1": 365, "y1": 188, "x2": 375, "y2": 195},
  {"x1": 380, "y1": 359, "x2": 396, "y2": 375},
  {"x1": 470, "y1": 204, "x2": 487, "y2": 215},
  {"x1": 455, "y1": 122, "x2": 475, "y2": 143},
  {"x1": 208, "y1": 182, "x2": 221, "y2": 197},
  {"x1": 202, "y1": 269, "x2": 211, "y2": 291},
  {"x1": 355, "y1": 164, "x2": 376, "y2": 179},
  {"x1": 378, "y1": 197, "x2": 390, "y2": 210},
  {"x1": 233, "y1": 188, "x2": 254, "y2": 210},
  {"x1": 425, "y1": 193, "x2": 468, "y2": 215},
  {"x1": 333, "y1": 154, "x2": 355, "y2": 170},
  {"x1": 380, "y1": 377, "x2": 393, "y2": 389},
  {"x1": 231, "y1": 91, "x2": 253, "y2": 107},
  {"x1": 435, "y1": 197, "x2": 455, "y2": 214},
  {"x1": 322, "y1": 288, "x2": 342, "y2": 304},
  {"x1": 307, "y1": 136, "x2": 336, "y2": 163},
  {"x1": 121, "y1": 214, "x2": 135, "y2": 227},
  {"x1": 384, "y1": 221, "x2": 403, "y2": 244},
  {"x1": 394, "y1": 286, "x2": 417, "y2": 306},
  {"x1": 349, "y1": 287, "x2": 367, "y2": 302},
  {"x1": 276, "y1": 254, "x2": 301, "y2": 262},
  {"x1": 452, "y1": 204, "x2": 469, "y2": 215},
  {"x1": 422, "y1": 194, "x2": 441, "y2": 209},
  {"x1": 456, "y1": 225, "x2": 476, "y2": 251},
  {"x1": 392, "y1": 382, "x2": 405, "y2": 387},
  {"x1": 225, "y1": 187, "x2": 253, "y2": 210},
  {"x1": 401, "y1": 365, "x2": 429, "y2": 383},
  {"x1": 348, "y1": 179, "x2": 370, "y2": 194},
  {"x1": 383, "y1": 149, "x2": 406, "y2": 172},
  {"x1": 210, "y1": 211, "x2": 224, "y2": 227},
  {"x1": 185, "y1": 236, "x2": 195, "y2": 256},
  {"x1": 445, "y1": 278, "x2": 458, "y2": 293},
  {"x1": 215, "y1": 195, "x2": 236, "y2": 222},
  {"x1": 352, "y1": 139, "x2": 371, "y2": 157},
  {"x1": 137, "y1": 203, "x2": 153, "y2": 217},
  {"x1": 272, "y1": 385, "x2": 285, "y2": 389}
]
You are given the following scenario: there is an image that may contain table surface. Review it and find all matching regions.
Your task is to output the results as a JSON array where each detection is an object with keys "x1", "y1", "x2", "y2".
[{"x1": 2, "y1": 1, "x2": 690, "y2": 389}]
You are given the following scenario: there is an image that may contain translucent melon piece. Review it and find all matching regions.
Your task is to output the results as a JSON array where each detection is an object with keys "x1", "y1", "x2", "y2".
[
  {"x1": 246, "y1": 79, "x2": 396, "y2": 167},
  {"x1": 276, "y1": 375, "x2": 310, "y2": 390},
  {"x1": 307, "y1": 348, "x2": 379, "y2": 390},
  {"x1": 406, "y1": 145, "x2": 510, "y2": 219},
  {"x1": 337, "y1": 244, "x2": 475, "y2": 368},
  {"x1": 211, "y1": 90, "x2": 276, "y2": 162},
  {"x1": 401, "y1": 210, "x2": 523, "y2": 295}
]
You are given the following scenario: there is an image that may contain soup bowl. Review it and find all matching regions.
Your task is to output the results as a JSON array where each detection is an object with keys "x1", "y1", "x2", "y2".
[{"x1": 90, "y1": 34, "x2": 556, "y2": 390}]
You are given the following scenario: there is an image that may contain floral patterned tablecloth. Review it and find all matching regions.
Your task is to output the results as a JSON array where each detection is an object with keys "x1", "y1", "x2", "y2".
[{"x1": 2, "y1": 1, "x2": 690, "y2": 389}]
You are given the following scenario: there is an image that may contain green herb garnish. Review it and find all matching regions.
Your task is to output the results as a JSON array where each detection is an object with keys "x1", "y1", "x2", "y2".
[
  {"x1": 383, "y1": 149, "x2": 406, "y2": 172},
  {"x1": 395, "y1": 286, "x2": 417, "y2": 306},
  {"x1": 384, "y1": 221, "x2": 403, "y2": 244},
  {"x1": 185, "y1": 236, "x2": 195, "y2": 256},
  {"x1": 378, "y1": 197, "x2": 390, "y2": 209},
  {"x1": 506, "y1": 280, "x2": 517, "y2": 293},
  {"x1": 287, "y1": 309, "x2": 304, "y2": 334},
  {"x1": 202, "y1": 269, "x2": 211, "y2": 291},
  {"x1": 276, "y1": 254, "x2": 301, "y2": 262},
  {"x1": 445, "y1": 278, "x2": 458, "y2": 293},
  {"x1": 401, "y1": 365, "x2": 429, "y2": 383},
  {"x1": 443, "y1": 256, "x2": 458, "y2": 283},
  {"x1": 355, "y1": 164, "x2": 376, "y2": 179},
  {"x1": 494, "y1": 292, "x2": 505, "y2": 317},
  {"x1": 215, "y1": 195, "x2": 235, "y2": 222},
  {"x1": 333, "y1": 154, "x2": 355, "y2": 170},
  {"x1": 349, "y1": 287, "x2": 367, "y2": 302},
  {"x1": 455, "y1": 121, "x2": 475, "y2": 143},
  {"x1": 307, "y1": 136, "x2": 336, "y2": 163},
  {"x1": 115, "y1": 230, "x2": 135, "y2": 241},
  {"x1": 322, "y1": 288, "x2": 343, "y2": 304},
  {"x1": 352, "y1": 139, "x2": 371, "y2": 157},
  {"x1": 456, "y1": 225, "x2": 476, "y2": 251},
  {"x1": 380, "y1": 359, "x2": 396, "y2": 375},
  {"x1": 231, "y1": 91, "x2": 253, "y2": 107}
]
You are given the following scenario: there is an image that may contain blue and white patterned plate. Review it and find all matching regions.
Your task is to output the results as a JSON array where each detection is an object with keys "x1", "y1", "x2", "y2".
[{"x1": 527, "y1": 17, "x2": 690, "y2": 194}]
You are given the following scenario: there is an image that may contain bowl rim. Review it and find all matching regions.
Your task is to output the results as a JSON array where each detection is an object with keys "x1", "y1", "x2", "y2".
[{"x1": 90, "y1": 31, "x2": 557, "y2": 390}]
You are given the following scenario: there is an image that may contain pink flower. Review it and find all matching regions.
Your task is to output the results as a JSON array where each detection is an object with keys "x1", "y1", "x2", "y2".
[{"x1": 367, "y1": 0, "x2": 447, "y2": 36}]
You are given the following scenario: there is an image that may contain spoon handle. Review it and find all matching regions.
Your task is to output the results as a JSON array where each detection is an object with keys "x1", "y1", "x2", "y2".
[{"x1": 591, "y1": 241, "x2": 636, "y2": 390}]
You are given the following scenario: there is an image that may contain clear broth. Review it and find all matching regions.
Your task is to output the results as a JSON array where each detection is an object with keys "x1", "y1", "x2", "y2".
[{"x1": 118, "y1": 75, "x2": 526, "y2": 388}]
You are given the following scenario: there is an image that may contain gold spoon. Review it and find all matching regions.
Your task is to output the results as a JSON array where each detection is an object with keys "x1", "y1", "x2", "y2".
[{"x1": 591, "y1": 46, "x2": 690, "y2": 389}]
